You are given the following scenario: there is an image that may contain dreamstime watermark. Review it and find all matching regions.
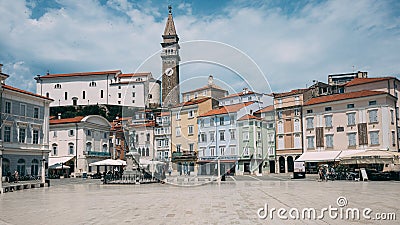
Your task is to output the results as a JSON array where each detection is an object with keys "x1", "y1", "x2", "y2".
[{"x1": 257, "y1": 196, "x2": 396, "y2": 221}]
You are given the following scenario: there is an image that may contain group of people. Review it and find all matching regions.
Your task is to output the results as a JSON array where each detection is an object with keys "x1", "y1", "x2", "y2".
[
  {"x1": 318, "y1": 166, "x2": 335, "y2": 181},
  {"x1": 5, "y1": 171, "x2": 19, "y2": 183}
]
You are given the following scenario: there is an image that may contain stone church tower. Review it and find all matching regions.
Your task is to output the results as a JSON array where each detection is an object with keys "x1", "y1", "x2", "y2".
[{"x1": 161, "y1": 6, "x2": 180, "y2": 107}]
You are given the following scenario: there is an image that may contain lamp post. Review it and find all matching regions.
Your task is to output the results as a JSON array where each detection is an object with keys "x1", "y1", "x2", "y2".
[{"x1": 41, "y1": 155, "x2": 46, "y2": 183}]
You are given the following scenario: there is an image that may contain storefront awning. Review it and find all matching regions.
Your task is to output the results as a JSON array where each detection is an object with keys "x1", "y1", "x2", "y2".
[
  {"x1": 295, "y1": 151, "x2": 342, "y2": 162},
  {"x1": 48, "y1": 156, "x2": 74, "y2": 167}
]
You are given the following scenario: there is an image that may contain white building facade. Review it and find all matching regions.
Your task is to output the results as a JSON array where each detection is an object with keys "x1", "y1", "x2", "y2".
[
  {"x1": 36, "y1": 70, "x2": 161, "y2": 108},
  {"x1": 49, "y1": 115, "x2": 111, "y2": 176}
]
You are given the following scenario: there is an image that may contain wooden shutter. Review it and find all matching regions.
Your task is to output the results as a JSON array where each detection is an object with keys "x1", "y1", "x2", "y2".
[
  {"x1": 358, "y1": 123, "x2": 368, "y2": 145},
  {"x1": 316, "y1": 127, "x2": 324, "y2": 147}
]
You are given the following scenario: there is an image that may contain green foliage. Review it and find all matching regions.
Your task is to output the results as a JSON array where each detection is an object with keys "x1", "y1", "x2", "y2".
[{"x1": 50, "y1": 105, "x2": 123, "y2": 122}]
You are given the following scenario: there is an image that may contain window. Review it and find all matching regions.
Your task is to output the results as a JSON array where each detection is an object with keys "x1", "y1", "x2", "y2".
[
  {"x1": 370, "y1": 131, "x2": 379, "y2": 145},
  {"x1": 219, "y1": 146, "x2": 225, "y2": 155},
  {"x1": 176, "y1": 112, "x2": 180, "y2": 120},
  {"x1": 348, "y1": 133, "x2": 356, "y2": 147},
  {"x1": 103, "y1": 132, "x2": 108, "y2": 139},
  {"x1": 219, "y1": 130, "x2": 225, "y2": 141},
  {"x1": 69, "y1": 143, "x2": 74, "y2": 155},
  {"x1": 230, "y1": 116, "x2": 235, "y2": 125},
  {"x1": 54, "y1": 84, "x2": 62, "y2": 89},
  {"x1": 52, "y1": 144, "x2": 58, "y2": 156},
  {"x1": 243, "y1": 131, "x2": 249, "y2": 141},
  {"x1": 306, "y1": 109, "x2": 313, "y2": 114},
  {"x1": 33, "y1": 107, "x2": 39, "y2": 119},
  {"x1": 118, "y1": 86, "x2": 121, "y2": 90},
  {"x1": 294, "y1": 134, "x2": 301, "y2": 148},
  {"x1": 33, "y1": 130, "x2": 39, "y2": 144},
  {"x1": 130, "y1": 92, "x2": 135, "y2": 98},
  {"x1": 325, "y1": 115, "x2": 332, "y2": 128},
  {"x1": 277, "y1": 135, "x2": 284, "y2": 149},
  {"x1": 392, "y1": 131, "x2": 396, "y2": 146},
  {"x1": 176, "y1": 144, "x2": 181, "y2": 152},
  {"x1": 277, "y1": 99, "x2": 282, "y2": 105},
  {"x1": 220, "y1": 117, "x2": 225, "y2": 125},
  {"x1": 82, "y1": 91, "x2": 86, "y2": 99},
  {"x1": 100, "y1": 90, "x2": 104, "y2": 98},
  {"x1": 86, "y1": 142, "x2": 92, "y2": 152},
  {"x1": 200, "y1": 133, "x2": 207, "y2": 142},
  {"x1": 229, "y1": 147, "x2": 236, "y2": 155},
  {"x1": 89, "y1": 81, "x2": 96, "y2": 87},
  {"x1": 175, "y1": 127, "x2": 181, "y2": 137},
  {"x1": 189, "y1": 143, "x2": 194, "y2": 152},
  {"x1": 53, "y1": 131, "x2": 57, "y2": 137},
  {"x1": 4, "y1": 126, "x2": 11, "y2": 142},
  {"x1": 369, "y1": 100, "x2": 377, "y2": 106},
  {"x1": 390, "y1": 110, "x2": 394, "y2": 124},
  {"x1": 185, "y1": 94, "x2": 190, "y2": 101},
  {"x1": 306, "y1": 117, "x2": 314, "y2": 129},
  {"x1": 20, "y1": 104, "x2": 26, "y2": 116},
  {"x1": 103, "y1": 144, "x2": 107, "y2": 152},
  {"x1": 69, "y1": 129, "x2": 75, "y2": 136},
  {"x1": 19, "y1": 128, "x2": 26, "y2": 143},
  {"x1": 243, "y1": 147, "x2": 249, "y2": 156},
  {"x1": 210, "y1": 131, "x2": 215, "y2": 142},
  {"x1": 5, "y1": 101, "x2": 11, "y2": 114},
  {"x1": 326, "y1": 134, "x2": 333, "y2": 148},
  {"x1": 17, "y1": 159, "x2": 26, "y2": 176},
  {"x1": 64, "y1": 92, "x2": 68, "y2": 100},
  {"x1": 230, "y1": 129, "x2": 236, "y2": 140},
  {"x1": 210, "y1": 118, "x2": 215, "y2": 126},
  {"x1": 277, "y1": 121, "x2": 284, "y2": 133},
  {"x1": 188, "y1": 126, "x2": 194, "y2": 135},
  {"x1": 194, "y1": 92, "x2": 198, "y2": 99},
  {"x1": 86, "y1": 129, "x2": 92, "y2": 136},
  {"x1": 294, "y1": 108, "x2": 300, "y2": 116},
  {"x1": 347, "y1": 104, "x2": 354, "y2": 109},
  {"x1": 368, "y1": 110, "x2": 378, "y2": 123},
  {"x1": 325, "y1": 107, "x2": 332, "y2": 111},
  {"x1": 118, "y1": 93, "x2": 122, "y2": 98},
  {"x1": 277, "y1": 111, "x2": 283, "y2": 119},
  {"x1": 307, "y1": 136, "x2": 314, "y2": 149},
  {"x1": 46, "y1": 92, "x2": 50, "y2": 98},
  {"x1": 347, "y1": 113, "x2": 356, "y2": 126},
  {"x1": 188, "y1": 110, "x2": 194, "y2": 118},
  {"x1": 146, "y1": 133, "x2": 150, "y2": 142},
  {"x1": 257, "y1": 131, "x2": 261, "y2": 140},
  {"x1": 294, "y1": 119, "x2": 300, "y2": 132},
  {"x1": 210, "y1": 147, "x2": 215, "y2": 156},
  {"x1": 199, "y1": 119, "x2": 204, "y2": 128}
]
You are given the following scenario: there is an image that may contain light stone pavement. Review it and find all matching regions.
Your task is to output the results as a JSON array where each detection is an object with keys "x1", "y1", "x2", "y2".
[{"x1": 0, "y1": 177, "x2": 399, "y2": 225}]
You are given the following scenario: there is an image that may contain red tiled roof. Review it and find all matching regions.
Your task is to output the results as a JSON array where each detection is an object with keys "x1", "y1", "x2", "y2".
[
  {"x1": 345, "y1": 77, "x2": 396, "y2": 87},
  {"x1": 237, "y1": 114, "x2": 262, "y2": 121},
  {"x1": 2, "y1": 84, "x2": 53, "y2": 101},
  {"x1": 304, "y1": 90, "x2": 388, "y2": 106},
  {"x1": 254, "y1": 105, "x2": 274, "y2": 114},
  {"x1": 220, "y1": 90, "x2": 256, "y2": 99},
  {"x1": 273, "y1": 89, "x2": 309, "y2": 98},
  {"x1": 117, "y1": 72, "x2": 151, "y2": 78},
  {"x1": 199, "y1": 102, "x2": 255, "y2": 117},
  {"x1": 175, "y1": 97, "x2": 211, "y2": 107},
  {"x1": 49, "y1": 116, "x2": 84, "y2": 125},
  {"x1": 38, "y1": 70, "x2": 121, "y2": 79}
]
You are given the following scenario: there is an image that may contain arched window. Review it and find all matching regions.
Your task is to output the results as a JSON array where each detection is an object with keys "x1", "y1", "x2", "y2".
[
  {"x1": 86, "y1": 142, "x2": 92, "y2": 152},
  {"x1": 146, "y1": 148, "x2": 149, "y2": 156},
  {"x1": 146, "y1": 133, "x2": 150, "y2": 142},
  {"x1": 89, "y1": 81, "x2": 96, "y2": 87},
  {"x1": 17, "y1": 159, "x2": 26, "y2": 176},
  {"x1": 102, "y1": 144, "x2": 107, "y2": 152},
  {"x1": 46, "y1": 92, "x2": 50, "y2": 98},
  {"x1": 69, "y1": 143, "x2": 74, "y2": 155},
  {"x1": 2, "y1": 158, "x2": 10, "y2": 175},
  {"x1": 31, "y1": 159, "x2": 39, "y2": 176},
  {"x1": 52, "y1": 143, "x2": 58, "y2": 156}
]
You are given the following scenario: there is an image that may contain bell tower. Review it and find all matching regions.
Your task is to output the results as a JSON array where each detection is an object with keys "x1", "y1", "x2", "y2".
[{"x1": 161, "y1": 5, "x2": 180, "y2": 106}]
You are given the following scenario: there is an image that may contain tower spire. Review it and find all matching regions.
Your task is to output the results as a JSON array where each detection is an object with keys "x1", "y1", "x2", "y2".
[{"x1": 163, "y1": 6, "x2": 177, "y2": 36}]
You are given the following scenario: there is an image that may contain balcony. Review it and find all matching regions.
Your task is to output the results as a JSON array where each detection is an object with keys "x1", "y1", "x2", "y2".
[
  {"x1": 86, "y1": 151, "x2": 111, "y2": 157},
  {"x1": 172, "y1": 151, "x2": 197, "y2": 162}
]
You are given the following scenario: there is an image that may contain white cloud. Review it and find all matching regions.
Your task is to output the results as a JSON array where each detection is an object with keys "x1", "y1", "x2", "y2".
[{"x1": 0, "y1": 0, "x2": 399, "y2": 95}]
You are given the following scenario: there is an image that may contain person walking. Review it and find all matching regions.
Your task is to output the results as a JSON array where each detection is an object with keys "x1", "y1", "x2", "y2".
[{"x1": 14, "y1": 171, "x2": 19, "y2": 183}]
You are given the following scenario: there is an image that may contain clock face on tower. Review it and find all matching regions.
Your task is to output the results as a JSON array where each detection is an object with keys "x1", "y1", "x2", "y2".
[{"x1": 165, "y1": 67, "x2": 174, "y2": 76}]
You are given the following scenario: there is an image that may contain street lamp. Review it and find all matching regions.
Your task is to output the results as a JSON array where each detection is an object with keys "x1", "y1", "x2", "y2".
[{"x1": 0, "y1": 152, "x2": 3, "y2": 194}]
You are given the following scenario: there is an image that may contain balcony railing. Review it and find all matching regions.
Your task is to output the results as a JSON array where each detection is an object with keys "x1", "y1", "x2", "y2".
[{"x1": 86, "y1": 151, "x2": 111, "y2": 157}]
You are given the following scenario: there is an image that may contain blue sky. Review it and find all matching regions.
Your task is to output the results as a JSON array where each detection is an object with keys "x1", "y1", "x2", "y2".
[{"x1": 1, "y1": 0, "x2": 399, "y2": 95}]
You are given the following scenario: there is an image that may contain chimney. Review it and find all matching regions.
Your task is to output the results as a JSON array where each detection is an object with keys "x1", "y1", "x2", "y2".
[
  {"x1": 58, "y1": 113, "x2": 61, "y2": 120},
  {"x1": 0, "y1": 63, "x2": 3, "y2": 73},
  {"x1": 208, "y1": 75, "x2": 214, "y2": 86},
  {"x1": 243, "y1": 88, "x2": 249, "y2": 94}
]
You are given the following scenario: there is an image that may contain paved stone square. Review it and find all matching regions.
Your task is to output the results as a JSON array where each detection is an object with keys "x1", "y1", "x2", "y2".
[{"x1": 0, "y1": 177, "x2": 399, "y2": 225}]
